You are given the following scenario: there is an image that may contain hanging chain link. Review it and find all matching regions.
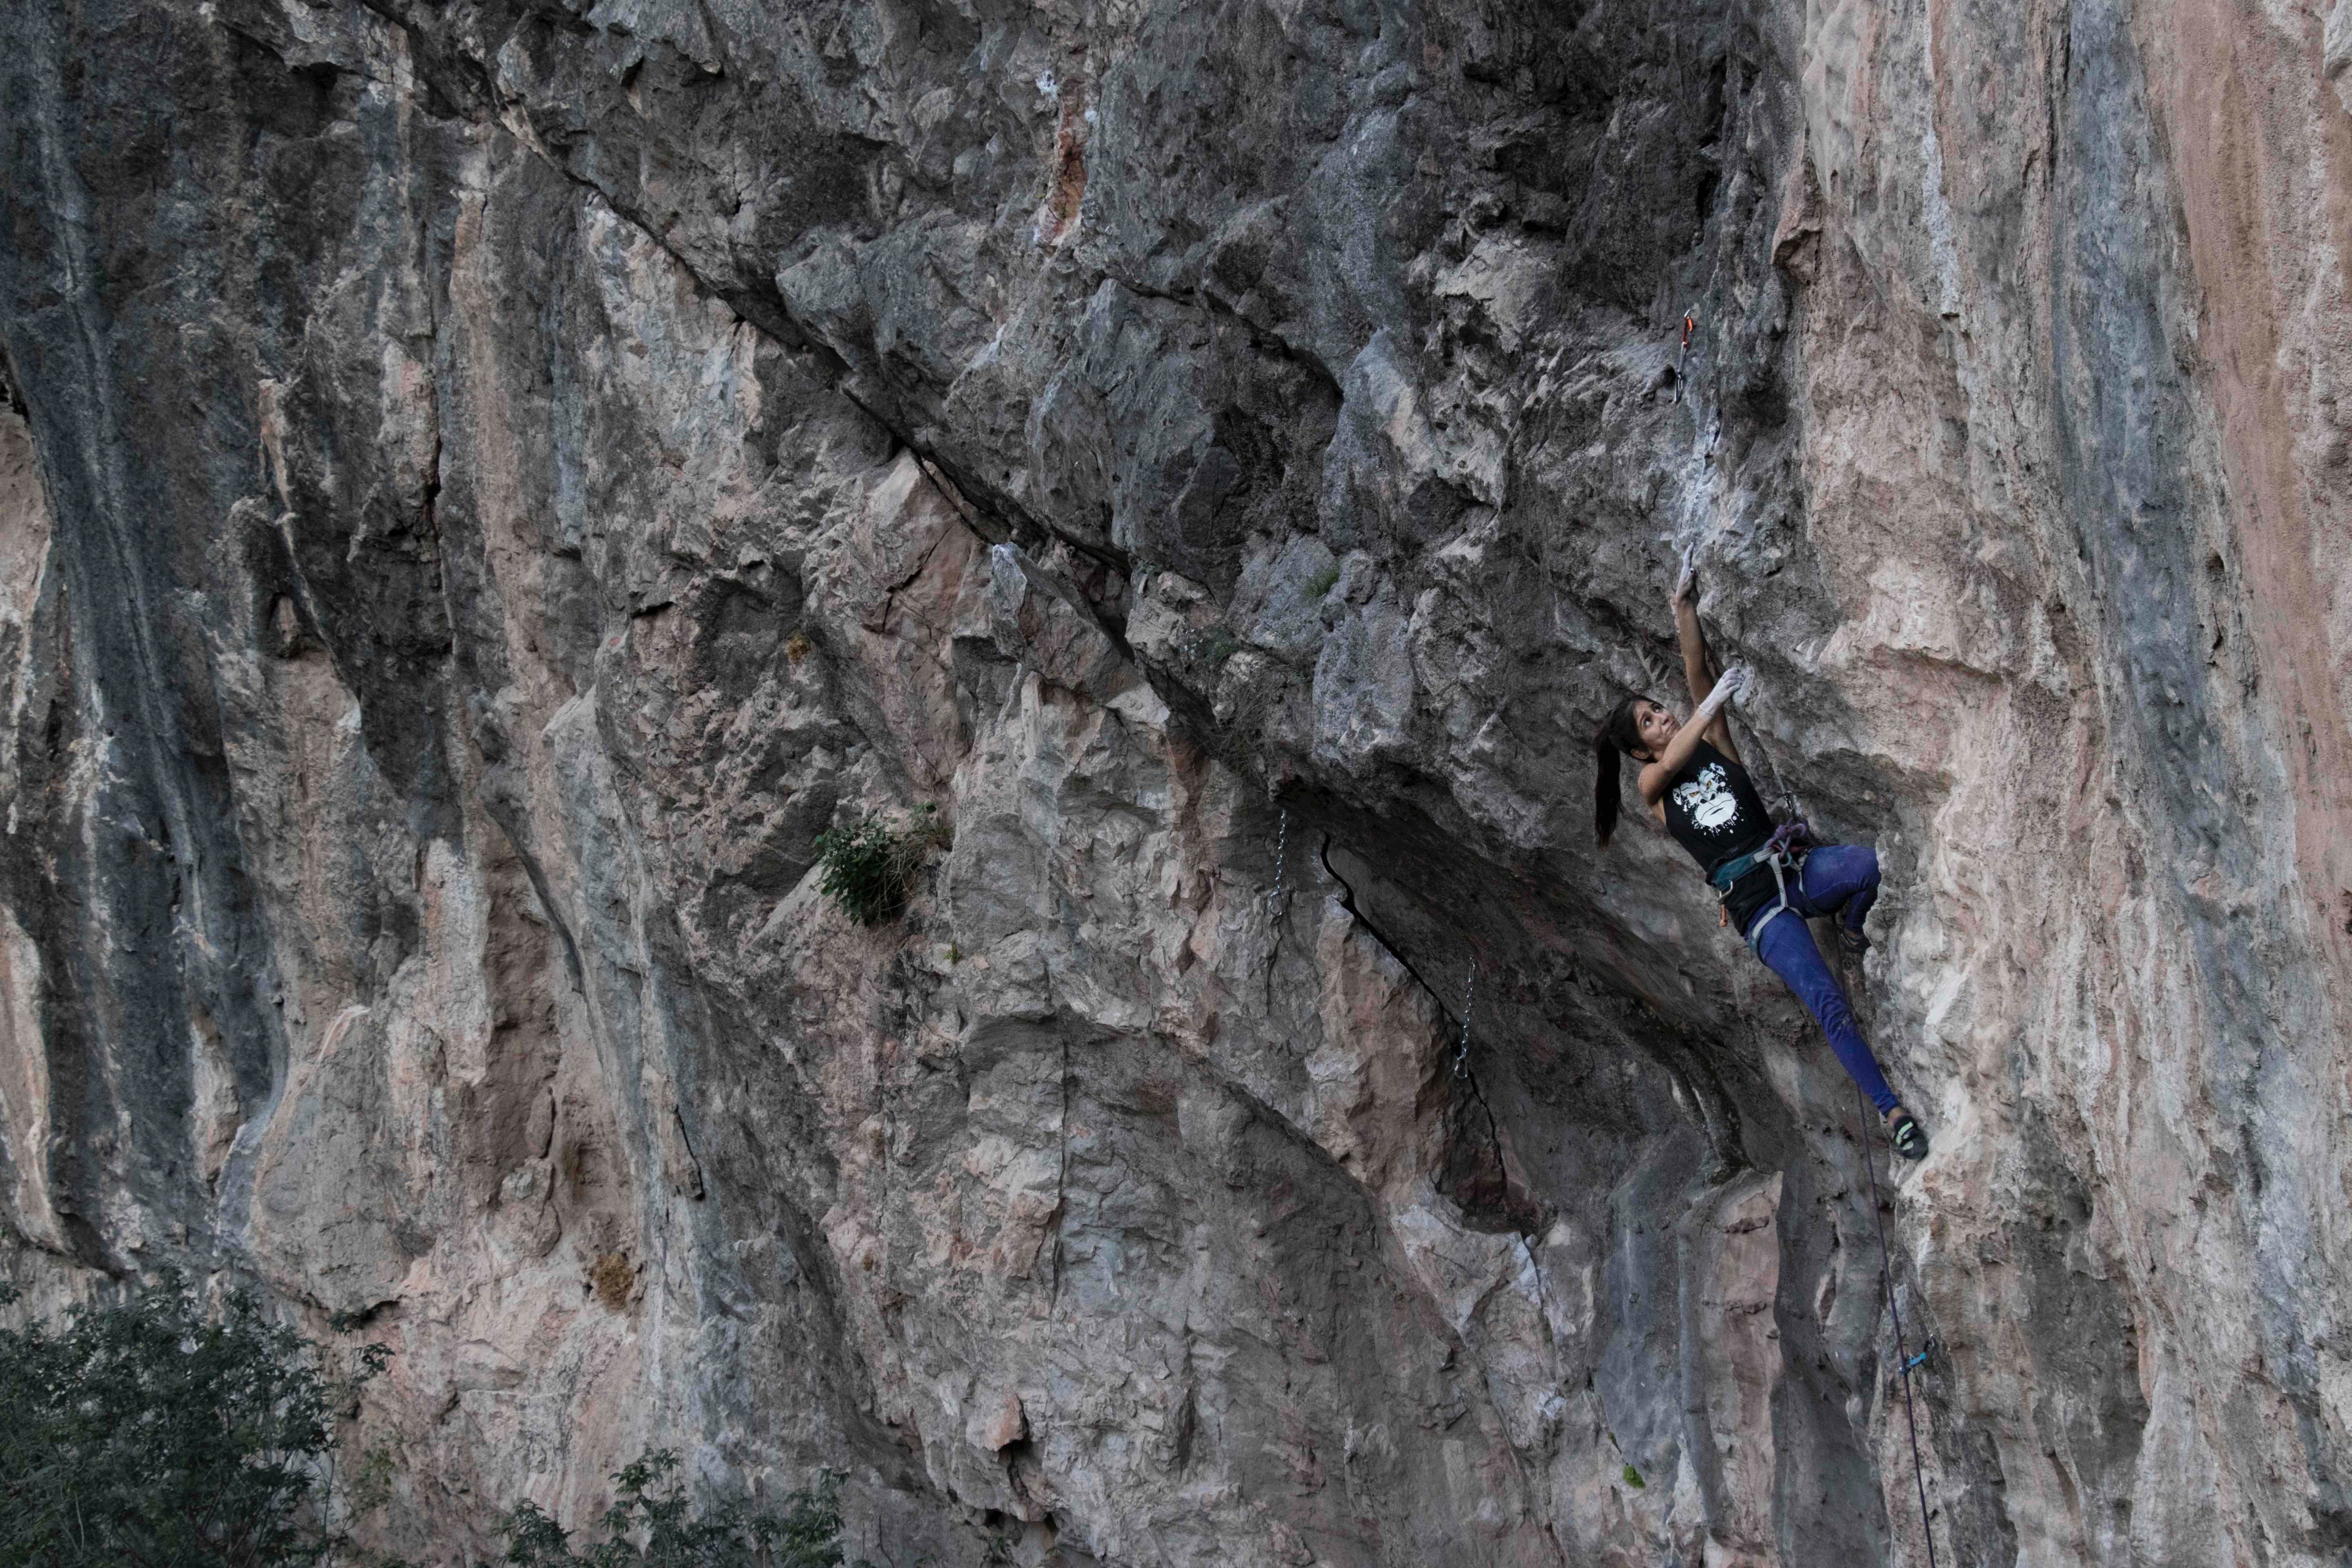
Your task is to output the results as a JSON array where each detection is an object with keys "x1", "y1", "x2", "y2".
[
  {"x1": 1265, "y1": 804, "x2": 1289, "y2": 920},
  {"x1": 1454, "y1": 962, "x2": 1477, "y2": 1078}
]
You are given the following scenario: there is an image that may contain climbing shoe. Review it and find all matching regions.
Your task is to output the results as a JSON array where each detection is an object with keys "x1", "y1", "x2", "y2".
[
  {"x1": 1836, "y1": 923, "x2": 1871, "y2": 956},
  {"x1": 1889, "y1": 1113, "x2": 1929, "y2": 1161}
]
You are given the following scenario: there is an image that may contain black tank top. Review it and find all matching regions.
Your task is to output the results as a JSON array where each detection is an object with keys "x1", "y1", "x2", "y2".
[{"x1": 1660, "y1": 740, "x2": 1780, "y2": 928}]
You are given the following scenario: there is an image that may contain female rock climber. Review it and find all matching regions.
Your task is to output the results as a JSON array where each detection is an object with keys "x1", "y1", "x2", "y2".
[{"x1": 1590, "y1": 555, "x2": 1929, "y2": 1160}]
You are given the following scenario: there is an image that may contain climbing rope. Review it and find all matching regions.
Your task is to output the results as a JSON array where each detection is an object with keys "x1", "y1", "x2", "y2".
[
  {"x1": 1713, "y1": 648, "x2": 1804, "y2": 823},
  {"x1": 1747, "y1": 711, "x2": 1804, "y2": 822},
  {"x1": 1722, "y1": 650, "x2": 1933, "y2": 1557},
  {"x1": 1857, "y1": 1076, "x2": 1940, "y2": 1568}
]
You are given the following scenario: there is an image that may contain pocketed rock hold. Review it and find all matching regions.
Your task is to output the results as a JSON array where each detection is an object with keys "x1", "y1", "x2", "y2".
[{"x1": 2, "y1": 0, "x2": 2351, "y2": 1564}]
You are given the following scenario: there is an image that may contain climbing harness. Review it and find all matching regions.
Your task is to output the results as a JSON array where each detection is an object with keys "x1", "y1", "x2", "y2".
[
  {"x1": 1453, "y1": 962, "x2": 1476, "y2": 1079},
  {"x1": 1707, "y1": 818, "x2": 1814, "y2": 953},
  {"x1": 1858, "y1": 1074, "x2": 1941, "y2": 1568}
]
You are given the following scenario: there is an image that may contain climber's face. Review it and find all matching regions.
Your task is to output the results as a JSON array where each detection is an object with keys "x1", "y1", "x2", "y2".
[{"x1": 1634, "y1": 699, "x2": 1679, "y2": 760}]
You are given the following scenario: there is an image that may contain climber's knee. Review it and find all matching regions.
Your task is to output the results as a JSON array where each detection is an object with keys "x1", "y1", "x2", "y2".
[
  {"x1": 1848, "y1": 847, "x2": 1882, "y2": 926},
  {"x1": 1799, "y1": 843, "x2": 1879, "y2": 924}
]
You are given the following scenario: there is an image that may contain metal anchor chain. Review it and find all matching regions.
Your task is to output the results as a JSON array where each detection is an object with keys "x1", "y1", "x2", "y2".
[
  {"x1": 1454, "y1": 962, "x2": 1477, "y2": 1079},
  {"x1": 1266, "y1": 803, "x2": 1289, "y2": 921}
]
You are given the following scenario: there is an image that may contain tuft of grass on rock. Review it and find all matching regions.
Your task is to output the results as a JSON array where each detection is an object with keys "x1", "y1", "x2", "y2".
[
  {"x1": 815, "y1": 806, "x2": 945, "y2": 927},
  {"x1": 1305, "y1": 561, "x2": 1342, "y2": 600},
  {"x1": 588, "y1": 1251, "x2": 638, "y2": 1311},
  {"x1": 1193, "y1": 626, "x2": 1245, "y2": 668}
]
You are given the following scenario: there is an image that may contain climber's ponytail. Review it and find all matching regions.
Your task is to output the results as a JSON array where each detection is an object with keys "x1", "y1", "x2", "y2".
[
  {"x1": 1593, "y1": 696, "x2": 1649, "y2": 847},
  {"x1": 1594, "y1": 733, "x2": 1621, "y2": 845}
]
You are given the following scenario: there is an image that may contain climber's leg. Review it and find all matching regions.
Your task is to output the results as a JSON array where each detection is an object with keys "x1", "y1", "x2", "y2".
[
  {"x1": 1793, "y1": 843, "x2": 1879, "y2": 935},
  {"x1": 1750, "y1": 910, "x2": 1901, "y2": 1115}
]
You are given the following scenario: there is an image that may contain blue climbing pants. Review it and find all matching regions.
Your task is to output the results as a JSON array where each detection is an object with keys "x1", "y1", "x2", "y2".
[{"x1": 1745, "y1": 845, "x2": 1899, "y2": 1114}]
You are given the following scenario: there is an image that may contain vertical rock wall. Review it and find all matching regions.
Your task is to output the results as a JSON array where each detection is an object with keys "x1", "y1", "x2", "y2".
[{"x1": 3, "y1": 0, "x2": 2350, "y2": 1561}]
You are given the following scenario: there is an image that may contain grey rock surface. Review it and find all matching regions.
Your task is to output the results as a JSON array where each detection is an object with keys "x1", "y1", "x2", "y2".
[{"x1": 4, "y1": 0, "x2": 2352, "y2": 1561}]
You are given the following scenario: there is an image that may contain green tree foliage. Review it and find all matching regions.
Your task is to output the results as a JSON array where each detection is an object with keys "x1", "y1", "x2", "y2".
[
  {"x1": 814, "y1": 807, "x2": 942, "y2": 927},
  {"x1": 498, "y1": 1450, "x2": 845, "y2": 1567},
  {"x1": 0, "y1": 1272, "x2": 386, "y2": 1567}
]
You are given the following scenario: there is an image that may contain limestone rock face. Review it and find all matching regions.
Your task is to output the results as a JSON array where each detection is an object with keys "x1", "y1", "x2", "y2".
[{"x1": 3, "y1": 0, "x2": 2351, "y2": 1561}]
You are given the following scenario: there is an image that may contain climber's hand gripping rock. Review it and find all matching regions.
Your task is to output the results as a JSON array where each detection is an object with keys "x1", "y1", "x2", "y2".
[{"x1": 1711, "y1": 663, "x2": 1753, "y2": 708}]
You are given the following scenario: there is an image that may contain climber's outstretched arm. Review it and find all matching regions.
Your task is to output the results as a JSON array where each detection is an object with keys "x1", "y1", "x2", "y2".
[
  {"x1": 1637, "y1": 666, "x2": 1750, "y2": 803},
  {"x1": 1673, "y1": 548, "x2": 1742, "y2": 761}
]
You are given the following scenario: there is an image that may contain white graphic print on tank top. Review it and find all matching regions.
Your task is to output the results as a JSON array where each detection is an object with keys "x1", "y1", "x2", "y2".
[{"x1": 1672, "y1": 761, "x2": 1743, "y2": 835}]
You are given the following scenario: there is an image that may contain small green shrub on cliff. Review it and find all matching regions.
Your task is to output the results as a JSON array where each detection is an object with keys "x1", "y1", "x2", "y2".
[
  {"x1": 815, "y1": 807, "x2": 943, "y2": 926},
  {"x1": 1191, "y1": 625, "x2": 1244, "y2": 668},
  {"x1": 498, "y1": 1450, "x2": 845, "y2": 1567},
  {"x1": 0, "y1": 1272, "x2": 386, "y2": 1567}
]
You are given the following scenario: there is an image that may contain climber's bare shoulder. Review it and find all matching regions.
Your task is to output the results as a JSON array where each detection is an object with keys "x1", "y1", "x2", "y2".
[{"x1": 1638, "y1": 755, "x2": 1676, "y2": 807}]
